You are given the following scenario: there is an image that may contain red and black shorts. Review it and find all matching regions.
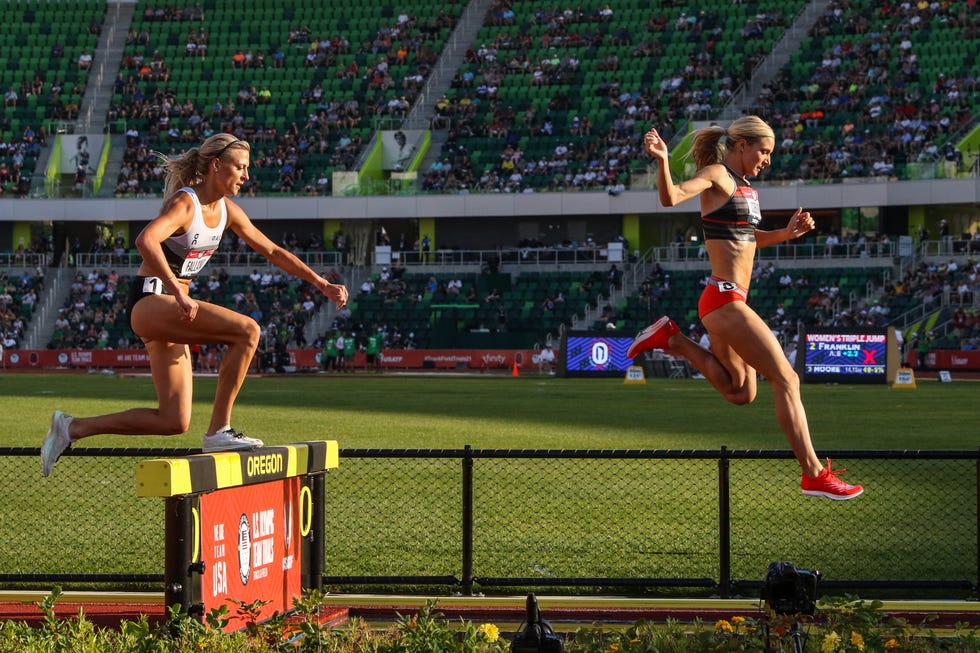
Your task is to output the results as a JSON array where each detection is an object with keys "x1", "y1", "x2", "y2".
[
  {"x1": 126, "y1": 276, "x2": 171, "y2": 333},
  {"x1": 697, "y1": 276, "x2": 748, "y2": 320}
]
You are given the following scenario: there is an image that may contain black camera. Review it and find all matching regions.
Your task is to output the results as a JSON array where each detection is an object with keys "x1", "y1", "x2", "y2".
[
  {"x1": 762, "y1": 561, "x2": 821, "y2": 616},
  {"x1": 510, "y1": 593, "x2": 563, "y2": 653}
]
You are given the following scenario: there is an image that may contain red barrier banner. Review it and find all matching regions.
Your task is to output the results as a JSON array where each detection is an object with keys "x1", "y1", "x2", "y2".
[
  {"x1": 288, "y1": 348, "x2": 543, "y2": 370},
  {"x1": 906, "y1": 350, "x2": 980, "y2": 371},
  {"x1": 5, "y1": 348, "x2": 977, "y2": 372},
  {"x1": 1, "y1": 349, "x2": 549, "y2": 371},
  {"x1": 1, "y1": 349, "x2": 153, "y2": 368},
  {"x1": 199, "y1": 477, "x2": 302, "y2": 632}
]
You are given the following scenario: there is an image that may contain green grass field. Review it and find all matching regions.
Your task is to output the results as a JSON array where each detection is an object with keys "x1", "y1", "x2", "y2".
[
  {"x1": 1, "y1": 372, "x2": 977, "y2": 597},
  {"x1": 3, "y1": 372, "x2": 977, "y2": 450}
]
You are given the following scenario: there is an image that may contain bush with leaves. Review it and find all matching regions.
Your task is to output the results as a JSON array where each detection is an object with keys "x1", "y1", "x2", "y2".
[{"x1": 1, "y1": 588, "x2": 978, "y2": 653}]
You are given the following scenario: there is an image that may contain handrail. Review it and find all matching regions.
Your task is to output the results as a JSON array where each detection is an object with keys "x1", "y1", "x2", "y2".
[
  {"x1": 27, "y1": 239, "x2": 979, "y2": 273},
  {"x1": 0, "y1": 253, "x2": 48, "y2": 269}
]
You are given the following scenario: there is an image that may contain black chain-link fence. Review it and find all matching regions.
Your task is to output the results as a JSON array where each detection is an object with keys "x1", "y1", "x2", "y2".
[
  {"x1": 2, "y1": 447, "x2": 977, "y2": 598},
  {"x1": 1, "y1": 448, "x2": 171, "y2": 584}
]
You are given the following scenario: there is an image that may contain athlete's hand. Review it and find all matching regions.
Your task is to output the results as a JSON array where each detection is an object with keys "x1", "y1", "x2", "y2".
[
  {"x1": 643, "y1": 128, "x2": 669, "y2": 161},
  {"x1": 786, "y1": 207, "x2": 815, "y2": 239},
  {"x1": 321, "y1": 281, "x2": 349, "y2": 309},
  {"x1": 175, "y1": 294, "x2": 199, "y2": 322}
]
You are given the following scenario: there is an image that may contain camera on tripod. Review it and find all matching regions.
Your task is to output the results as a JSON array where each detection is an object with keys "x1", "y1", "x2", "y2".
[
  {"x1": 762, "y1": 561, "x2": 821, "y2": 616},
  {"x1": 510, "y1": 593, "x2": 563, "y2": 653}
]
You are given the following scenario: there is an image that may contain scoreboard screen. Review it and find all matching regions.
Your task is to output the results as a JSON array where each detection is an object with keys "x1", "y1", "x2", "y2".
[
  {"x1": 798, "y1": 327, "x2": 890, "y2": 384},
  {"x1": 561, "y1": 331, "x2": 636, "y2": 378}
]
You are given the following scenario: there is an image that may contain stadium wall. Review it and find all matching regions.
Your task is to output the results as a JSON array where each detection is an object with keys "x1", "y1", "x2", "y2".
[
  {"x1": 0, "y1": 348, "x2": 548, "y2": 372},
  {"x1": 1, "y1": 179, "x2": 977, "y2": 224},
  {"x1": 2, "y1": 178, "x2": 977, "y2": 253}
]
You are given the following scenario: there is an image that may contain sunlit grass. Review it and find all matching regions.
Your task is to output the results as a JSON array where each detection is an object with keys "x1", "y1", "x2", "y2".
[
  {"x1": 6, "y1": 373, "x2": 976, "y2": 450},
  {"x1": 2, "y1": 373, "x2": 976, "y2": 595}
]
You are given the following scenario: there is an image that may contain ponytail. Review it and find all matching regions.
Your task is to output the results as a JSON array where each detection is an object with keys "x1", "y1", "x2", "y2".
[
  {"x1": 155, "y1": 134, "x2": 249, "y2": 200},
  {"x1": 691, "y1": 125, "x2": 727, "y2": 170},
  {"x1": 690, "y1": 116, "x2": 773, "y2": 170}
]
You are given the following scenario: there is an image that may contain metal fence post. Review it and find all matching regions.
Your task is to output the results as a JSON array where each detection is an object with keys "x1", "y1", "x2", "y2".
[
  {"x1": 718, "y1": 445, "x2": 731, "y2": 599},
  {"x1": 164, "y1": 494, "x2": 203, "y2": 621},
  {"x1": 462, "y1": 445, "x2": 474, "y2": 595},
  {"x1": 308, "y1": 472, "x2": 326, "y2": 593}
]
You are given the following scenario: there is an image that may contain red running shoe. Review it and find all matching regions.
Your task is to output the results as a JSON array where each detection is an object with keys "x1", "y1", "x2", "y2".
[
  {"x1": 626, "y1": 316, "x2": 680, "y2": 358},
  {"x1": 801, "y1": 459, "x2": 864, "y2": 500}
]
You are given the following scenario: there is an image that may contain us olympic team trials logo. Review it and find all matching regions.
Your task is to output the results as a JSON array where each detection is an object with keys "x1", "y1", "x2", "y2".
[{"x1": 237, "y1": 513, "x2": 251, "y2": 585}]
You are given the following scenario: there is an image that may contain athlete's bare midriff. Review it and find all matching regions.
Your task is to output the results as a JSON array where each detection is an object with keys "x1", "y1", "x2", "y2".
[
  {"x1": 705, "y1": 239, "x2": 756, "y2": 289},
  {"x1": 134, "y1": 264, "x2": 192, "y2": 290}
]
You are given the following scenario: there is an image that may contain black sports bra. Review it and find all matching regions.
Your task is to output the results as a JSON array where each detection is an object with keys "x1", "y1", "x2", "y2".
[{"x1": 700, "y1": 165, "x2": 761, "y2": 241}]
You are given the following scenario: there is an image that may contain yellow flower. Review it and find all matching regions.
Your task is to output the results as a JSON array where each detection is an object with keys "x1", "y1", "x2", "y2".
[
  {"x1": 821, "y1": 631, "x2": 841, "y2": 653},
  {"x1": 850, "y1": 631, "x2": 865, "y2": 651},
  {"x1": 609, "y1": 644, "x2": 619, "y2": 651},
  {"x1": 715, "y1": 619, "x2": 734, "y2": 633},
  {"x1": 477, "y1": 623, "x2": 500, "y2": 642},
  {"x1": 884, "y1": 638, "x2": 901, "y2": 650},
  {"x1": 731, "y1": 616, "x2": 746, "y2": 625}
]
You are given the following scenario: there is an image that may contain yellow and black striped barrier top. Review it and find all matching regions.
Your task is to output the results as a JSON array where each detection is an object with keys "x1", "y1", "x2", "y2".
[{"x1": 135, "y1": 441, "x2": 338, "y2": 497}]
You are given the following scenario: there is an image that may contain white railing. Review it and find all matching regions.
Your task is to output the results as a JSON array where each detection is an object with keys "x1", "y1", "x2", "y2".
[
  {"x1": 72, "y1": 251, "x2": 346, "y2": 271},
  {"x1": 645, "y1": 241, "x2": 899, "y2": 264},
  {"x1": 0, "y1": 253, "x2": 48, "y2": 270}
]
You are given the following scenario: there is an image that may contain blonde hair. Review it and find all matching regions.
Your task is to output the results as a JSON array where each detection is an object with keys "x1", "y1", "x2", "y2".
[
  {"x1": 155, "y1": 133, "x2": 250, "y2": 199},
  {"x1": 690, "y1": 116, "x2": 774, "y2": 170}
]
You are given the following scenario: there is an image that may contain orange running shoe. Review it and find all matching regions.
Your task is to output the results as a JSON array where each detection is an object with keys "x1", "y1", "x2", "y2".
[
  {"x1": 626, "y1": 316, "x2": 680, "y2": 358},
  {"x1": 801, "y1": 459, "x2": 864, "y2": 500}
]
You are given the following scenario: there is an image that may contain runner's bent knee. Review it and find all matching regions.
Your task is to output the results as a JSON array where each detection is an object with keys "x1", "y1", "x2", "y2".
[
  {"x1": 233, "y1": 316, "x2": 261, "y2": 349},
  {"x1": 767, "y1": 365, "x2": 801, "y2": 395},
  {"x1": 723, "y1": 385, "x2": 755, "y2": 405},
  {"x1": 156, "y1": 412, "x2": 191, "y2": 435}
]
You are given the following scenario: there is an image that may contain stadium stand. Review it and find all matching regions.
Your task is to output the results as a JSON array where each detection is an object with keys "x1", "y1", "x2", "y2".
[
  {"x1": 110, "y1": 0, "x2": 463, "y2": 195},
  {"x1": 46, "y1": 267, "x2": 325, "y2": 354},
  {"x1": 49, "y1": 270, "x2": 132, "y2": 350},
  {"x1": 754, "y1": 0, "x2": 978, "y2": 181},
  {"x1": 0, "y1": 268, "x2": 44, "y2": 350},
  {"x1": 1, "y1": 0, "x2": 103, "y2": 195},
  {"x1": 0, "y1": 1, "x2": 977, "y2": 360},
  {"x1": 428, "y1": 0, "x2": 807, "y2": 192},
  {"x1": 99, "y1": 0, "x2": 978, "y2": 196}
]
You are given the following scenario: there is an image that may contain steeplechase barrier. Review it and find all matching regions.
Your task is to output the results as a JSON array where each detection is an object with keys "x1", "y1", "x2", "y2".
[{"x1": 135, "y1": 441, "x2": 338, "y2": 631}]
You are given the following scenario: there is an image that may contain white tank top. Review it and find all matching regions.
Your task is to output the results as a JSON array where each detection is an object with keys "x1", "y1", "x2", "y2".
[{"x1": 162, "y1": 187, "x2": 227, "y2": 278}]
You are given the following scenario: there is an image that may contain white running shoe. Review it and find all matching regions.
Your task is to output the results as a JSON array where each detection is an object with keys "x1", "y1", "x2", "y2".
[
  {"x1": 41, "y1": 410, "x2": 74, "y2": 477},
  {"x1": 202, "y1": 428, "x2": 264, "y2": 453}
]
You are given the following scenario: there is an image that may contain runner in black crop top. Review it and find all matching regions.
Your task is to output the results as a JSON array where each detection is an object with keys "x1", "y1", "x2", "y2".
[
  {"x1": 625, "y1": 120, "x2": 864, "y2": 501},
  {"x1": 700, "y1": 164, "x2": 762, "y2": 242}
]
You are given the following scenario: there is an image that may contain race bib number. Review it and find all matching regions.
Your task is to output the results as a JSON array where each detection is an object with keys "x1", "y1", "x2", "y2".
[
  {"x1": 179, "y1": 248, "x2": 216, "y2": 276},
  {"x1": 718, "y1": 280, "x2": 740, "y2": 293},
  {"x1": 142, "y1": 277, "x2": 164, "y2": 294},
  {"x1": 738, "y1": 187, "x2": 762, "y2": 226}
]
